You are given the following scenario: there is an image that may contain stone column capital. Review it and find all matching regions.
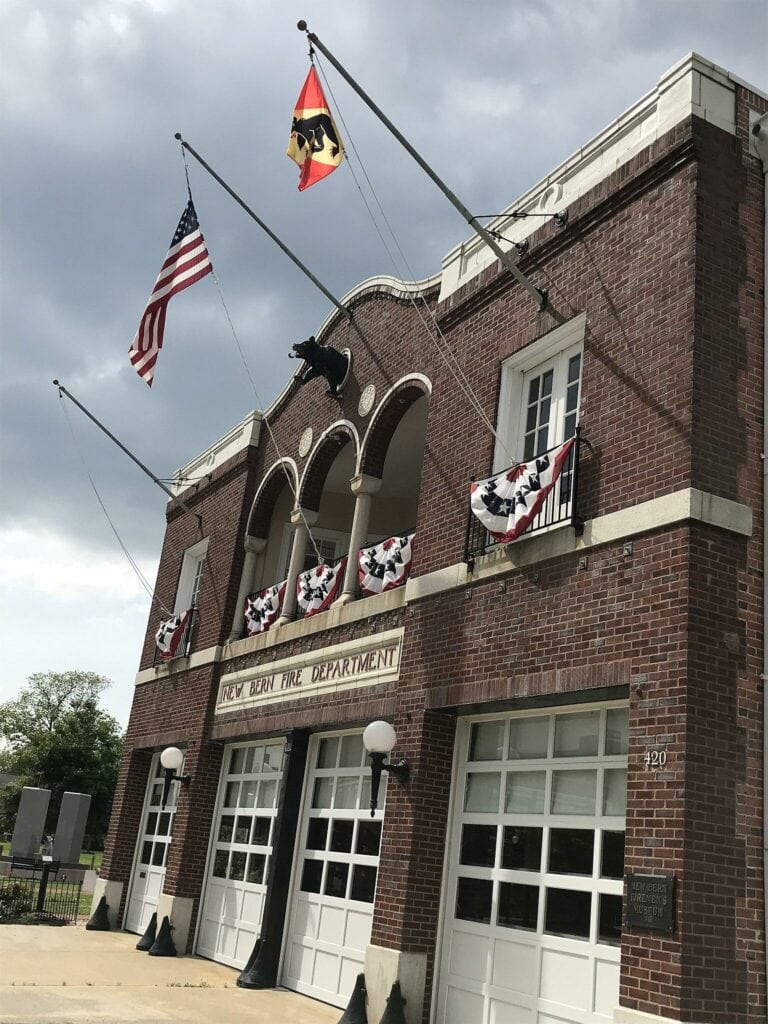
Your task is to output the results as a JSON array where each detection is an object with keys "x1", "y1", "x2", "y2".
[
  {"x1": 351, "y1": 474, "x2": 382, "y2": 497},
  {"x1": 244, "y1": 536, "x2": 267, "y2": 555},
  {"x1": 289, "y1": 508, "x2": 319, "y2": 529}
]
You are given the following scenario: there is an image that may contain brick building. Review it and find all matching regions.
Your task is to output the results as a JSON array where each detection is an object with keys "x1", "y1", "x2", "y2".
[{"x1": 95, "y1": 54, "x2": 768, "y2": 1024}]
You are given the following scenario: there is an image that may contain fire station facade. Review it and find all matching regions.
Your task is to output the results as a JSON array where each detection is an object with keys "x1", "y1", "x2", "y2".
[{"x1": 96, "y1": 56, "x2": 767, "y2": 1024}]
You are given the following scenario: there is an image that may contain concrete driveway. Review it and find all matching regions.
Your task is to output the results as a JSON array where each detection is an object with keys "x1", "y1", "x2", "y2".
[{"x1": 0, "y1": 924, "x2": 340, "y2": 1023}]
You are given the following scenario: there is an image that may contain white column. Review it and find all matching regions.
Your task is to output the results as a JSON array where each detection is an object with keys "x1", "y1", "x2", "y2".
[
  {"x1": 338, "y1": 474, "x2": 382, "y2": 604},
  {"x1": 228, "y1": 536, "x2": 266, "y2": 642},
  {"x1": 276, "y1": 508, "x2": 318, "y2": 626}
]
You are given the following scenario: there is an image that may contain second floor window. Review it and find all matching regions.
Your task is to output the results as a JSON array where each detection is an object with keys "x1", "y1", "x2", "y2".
[
  {"x1": 174, "y1": 537, "x2": 209, "y2": 614},
  {"x1": 278, "y1": 526, "x2": 348, "y2": 579},
  {"x1": 495, "y1": 313, "x2": 585, "y2": 471}
]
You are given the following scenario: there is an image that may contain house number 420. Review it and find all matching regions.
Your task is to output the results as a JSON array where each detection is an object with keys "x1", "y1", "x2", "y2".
[{"x1": 643, "y1": 749, "x2": 667, "y2": 769}]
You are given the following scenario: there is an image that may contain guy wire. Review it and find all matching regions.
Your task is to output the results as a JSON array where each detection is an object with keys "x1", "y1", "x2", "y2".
[
  {"x1": 57, "y1": 391, "x2": 172, "y2": 618},
  {"x1": 179, "y1": 149, "x2": 325, "y2": 568},
  {"x1": 316, "y1": 56, "x2": 514, "y2": 465}
]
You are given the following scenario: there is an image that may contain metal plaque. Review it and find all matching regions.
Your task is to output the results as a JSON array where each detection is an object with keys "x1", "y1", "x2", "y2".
[{"x1": 625, "y1": 872, "x2": 675, "y2": 934}]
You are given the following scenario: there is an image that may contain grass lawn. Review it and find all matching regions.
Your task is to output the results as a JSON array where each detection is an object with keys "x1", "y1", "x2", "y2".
[{"x1": 0, "y1": 841, "x2": 102, "y2": 871}]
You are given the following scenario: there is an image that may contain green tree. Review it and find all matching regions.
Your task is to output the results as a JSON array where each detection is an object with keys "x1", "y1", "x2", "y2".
[{"x1": 0, "y1": 671, "x2": 123, "y2": 850}]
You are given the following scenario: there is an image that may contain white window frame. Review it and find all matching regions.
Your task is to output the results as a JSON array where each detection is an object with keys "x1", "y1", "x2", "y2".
[
  {"x1": 173, "y1": 537, "x2": 209, "y2": 615},
  {"x1": 494, "y1": 313, "x2": 586, "y2": 473},
  {"x1": 277, "y1": 525, "x2": 349, "y2": 580}
]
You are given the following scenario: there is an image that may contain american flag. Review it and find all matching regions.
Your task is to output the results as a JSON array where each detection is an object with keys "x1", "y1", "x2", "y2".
[{"x1": 128, "y1": 200, "x2": 212, "y2": 386}]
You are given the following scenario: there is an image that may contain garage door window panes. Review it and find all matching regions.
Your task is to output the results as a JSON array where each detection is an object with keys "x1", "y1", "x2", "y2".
[
  {"x1": 439, "y1": 704, "x2": 628, "y2": 1024},
  {"x1": 299, "y1": 734, "x2": 383, "y2": 904},
  {"x1": 196, "y1": 740, "x2": 284, "y2": 969},
  {"x1": 455, "y1": 707, "x2": 627, "y2": 945},
  {"x1": 211, "y1": 742, "x2": 283, "y2": 884}
]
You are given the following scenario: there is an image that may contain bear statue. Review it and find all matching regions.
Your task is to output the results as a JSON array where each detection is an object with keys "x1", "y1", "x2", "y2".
[{"x1": 289, "y1": 336, "x2": 349, "y2": 397}]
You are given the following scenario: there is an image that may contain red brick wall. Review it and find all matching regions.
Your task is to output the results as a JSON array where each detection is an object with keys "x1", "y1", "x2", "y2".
[{"x1": 102, "y1": 98, "x2": 766, "y2": 1023}]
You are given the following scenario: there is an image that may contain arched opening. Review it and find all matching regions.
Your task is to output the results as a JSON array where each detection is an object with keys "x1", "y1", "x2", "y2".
[
  {"x1": 294, "y1": 424, "x2": 358, "y2": 574},
  {"x1": 362, "y1": 381, "x2": 430, "y2": 542}
]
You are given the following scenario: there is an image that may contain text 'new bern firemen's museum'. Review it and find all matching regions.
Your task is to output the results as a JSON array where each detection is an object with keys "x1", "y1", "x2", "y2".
[{"x1": 94, "y1": 55, "x2": 768, "y2": 1024}]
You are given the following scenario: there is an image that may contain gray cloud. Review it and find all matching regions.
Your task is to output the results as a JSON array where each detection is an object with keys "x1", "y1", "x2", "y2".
[{"x1": 1, "y1": 0, "x2": 764, "y2": 721}]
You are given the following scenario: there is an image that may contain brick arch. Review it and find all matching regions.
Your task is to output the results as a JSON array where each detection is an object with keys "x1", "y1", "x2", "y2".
[
  {"x1": 360, "y1": 376, "x2": 431, "y2": 479},
  {"x1": 246, "y1": 459, "x2": 298, "y2": 539},
  {"x1": 299, "y1": 421, "x2": 359, "y2": 512}
]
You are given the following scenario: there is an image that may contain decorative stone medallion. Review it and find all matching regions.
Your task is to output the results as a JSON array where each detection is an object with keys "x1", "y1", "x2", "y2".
[
  {"x1": 358, "y1": 384, "x2": 376, "y2": 417},
  {"x1": 298, "y1": 427, "x2": 313, "y2": 457}
]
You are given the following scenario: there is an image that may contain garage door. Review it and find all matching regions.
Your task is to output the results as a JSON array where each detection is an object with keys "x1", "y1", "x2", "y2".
[
  {"x1": 196, "y1": 740, "x2": 285, "y2": 968},
  {"x1": 437, "y1": 704, "x2": 628, "y2": 1024},
  {"x1": 124, "y1": 754, "x2": 181, "y2": 935},
  {"x1": 282, "y1": 729, "x2": 386, "y2": 1008}
]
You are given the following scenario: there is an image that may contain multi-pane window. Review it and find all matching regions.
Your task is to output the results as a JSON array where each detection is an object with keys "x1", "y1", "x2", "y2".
[
  {"x1": 174, "y1": 537, "x2": 209, "y2": 615},
  {"x1": 210, "y1": 741, "x2": 284, "y2": 884},
  {"x1": 138, "y1": 759, "x2": 182, "y2": 868},
  {"x1": 518, "y1": 347, "x2": 582, "y2": 460},
  {"x1": 298, "y1": 732, "x2": 384, "y2": 905},
  {"x1": 278, "y1": 527, "x2": 348, "y2": 579},
  {"x1": 495, "y1": 314, "x2": 586, "y2": 472},
  {"x1": 453, "y1": 705, "x2": 627, "y2": 947}
]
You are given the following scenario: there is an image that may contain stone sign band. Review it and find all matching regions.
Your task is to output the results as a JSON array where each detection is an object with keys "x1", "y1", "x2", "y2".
[{"x1": 215, "y1": 628, "x2": 404, "y2": 713}]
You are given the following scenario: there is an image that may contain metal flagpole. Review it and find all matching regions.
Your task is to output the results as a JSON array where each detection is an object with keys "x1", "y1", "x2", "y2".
[
  {"x1": 174, "y1": 133, "x2": 352, "y2": 321},
  {"x1": 297, "y1": 20, "x2": 563, "y2": 321},
  {"x1": 53, "y1": 380, "x2": 202, "y2": 530}
]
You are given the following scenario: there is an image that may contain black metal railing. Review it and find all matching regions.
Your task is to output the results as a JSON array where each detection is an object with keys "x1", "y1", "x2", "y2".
[
  {"x1": 153, "y1": 606, "x2": 197, "y2": 665},
  {"x1": 0, "y1": 861, "x2": 83, "y2": 924},
  {"x1": 464, "y1": 432, "x2": 585, "y2": 565}
]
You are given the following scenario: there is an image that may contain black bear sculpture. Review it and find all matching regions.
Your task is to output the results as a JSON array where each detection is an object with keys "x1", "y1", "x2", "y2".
[{"x1": 290, "y1": 336, "x2": 349, "y2": 397}]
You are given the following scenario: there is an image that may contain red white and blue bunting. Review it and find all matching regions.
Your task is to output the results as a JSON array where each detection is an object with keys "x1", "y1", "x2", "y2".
[
  {"x1": 155, "y1": 610, "x2": 190, "y2": 660},
  {"x1": 296, "y1": 558, "x2": 347, "y2": 618},
  {"x1": 358, "y1": 532, "x2": 415, "y2": 597},
  {"x1": 245, "y1": 580, "x2": 287, "y2": 636},
  {"x1": 470, "y1": 437, "x2": 575, "y2": 544}
]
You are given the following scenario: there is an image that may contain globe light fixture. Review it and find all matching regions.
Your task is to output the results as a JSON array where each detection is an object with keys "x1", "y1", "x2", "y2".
[
  {"x1": 160, "y1": 746, "x2": 191, "y2": 809},
  {"x1": 362, "y1": 720, "x2": 410, "y2": 817}
]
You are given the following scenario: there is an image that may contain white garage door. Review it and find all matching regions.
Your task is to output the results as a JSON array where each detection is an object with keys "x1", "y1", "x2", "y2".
[
  {"x1": 124, "y1": 754, "x2": 181, "y2": 935},
  {"x1": 437, "y1": 703, "x2": 628, "y2": 1024},
  {"x1": 196, "y1": 740, "x2": 284, "y2": 968},
  {"x1": 282, "y1": 729, "x2": 386, "y2": 1008}
]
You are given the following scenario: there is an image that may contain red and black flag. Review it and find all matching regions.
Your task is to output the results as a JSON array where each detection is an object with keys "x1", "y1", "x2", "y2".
[{"x1": 287, "y1": 66, "x2": 344, "y2": 190}]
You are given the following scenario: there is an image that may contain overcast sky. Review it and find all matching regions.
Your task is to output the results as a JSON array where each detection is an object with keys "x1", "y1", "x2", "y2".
[{"x1": 1, "y1": 0, "x2": 765, "y2": 728}]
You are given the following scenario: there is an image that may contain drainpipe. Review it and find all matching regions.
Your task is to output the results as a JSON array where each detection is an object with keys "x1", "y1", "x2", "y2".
[
  {"x1": 276, "y1": 508, "x2": 319, "y2": 626},
  {"x1": 751, "y1": 111, "x2": 768, "y2": 965},
  {"x1": 228, "y1": 536, "x2": 266, "y2": 642},
  {"x1": 338, "y1": 474, "x2": 382, "y2": 605}
]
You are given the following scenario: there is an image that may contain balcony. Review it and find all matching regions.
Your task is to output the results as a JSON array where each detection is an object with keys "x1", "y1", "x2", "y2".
[
  {"x1": 464, "y1": 432, "x2": 585, "y2": 567},
  {"x1": 245, "y1": 530, "x2": 415, "y2": 635},
  {"x1": 153, "y1": 607, "x2": 197, "y2": 665}
]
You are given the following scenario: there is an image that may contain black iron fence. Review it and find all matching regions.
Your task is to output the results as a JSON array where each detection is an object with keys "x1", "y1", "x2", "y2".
[
  {"x1": 0, "y1": 860, "x2": 83, "y2": 924},
  {"x1": 464, "y1": 432, "x2": 585, "y2": 565}
]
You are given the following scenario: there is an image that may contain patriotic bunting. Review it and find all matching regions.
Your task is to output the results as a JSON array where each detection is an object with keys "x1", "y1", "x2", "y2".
[
  {"x1": 155, "y1": 610, "x2": 191, "y2": 660},
  {"x1": 358, "y1": 533, "x2": 415, "y2": 597},
  {"x1": 296, "y1": 558, "x2": 347, "y2": 618},
  {"x1": 129, "y1": 200, "x2": 212, "y2": 386},
  {"x1": 245, "y1": 580, "x2": 287, "y2": 636},
  {"x1": 286, "y1": 66, "x2": 344, "y2": 190},
  {"x1": 470, "y1": 437, "x2": 576, "y2": 544}
]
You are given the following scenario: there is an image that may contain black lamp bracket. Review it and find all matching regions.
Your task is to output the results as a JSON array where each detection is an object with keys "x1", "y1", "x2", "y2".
[
  {"x1": 161, "y1": 767, "x2": 192, "y2": 810},
  {"x1": 367, "y1": 751, "x2": 410, "y2": 817}
]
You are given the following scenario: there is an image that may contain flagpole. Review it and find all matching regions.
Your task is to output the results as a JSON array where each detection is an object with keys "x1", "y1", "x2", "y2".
[
  {"x1": 53, "y1": 380, "x2": 202, "y2": 530},
  {"x1": 174, "y1": 134, "x2": 352, "y2": 321},
  {"x1": 297, "y1": 21, "x2": 562, "y2": 320}
]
